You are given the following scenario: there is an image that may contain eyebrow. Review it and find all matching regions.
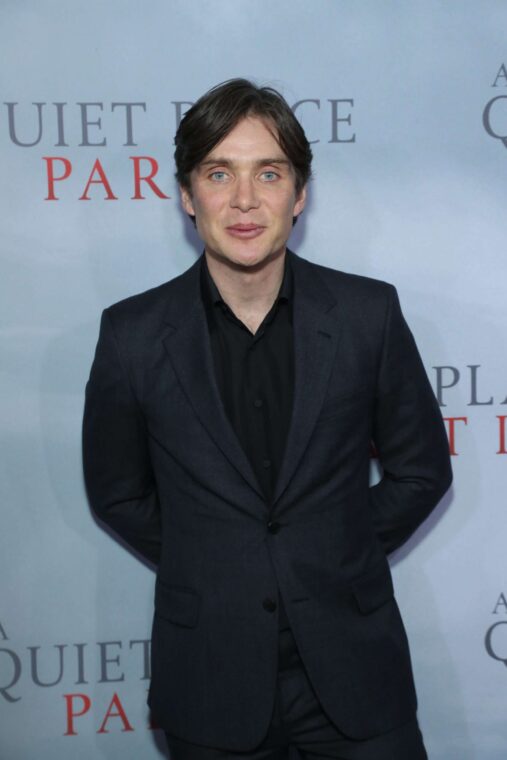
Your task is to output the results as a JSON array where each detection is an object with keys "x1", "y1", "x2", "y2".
[{"x1": 198, "y1": 158, "x2": 291, "y2": 168}]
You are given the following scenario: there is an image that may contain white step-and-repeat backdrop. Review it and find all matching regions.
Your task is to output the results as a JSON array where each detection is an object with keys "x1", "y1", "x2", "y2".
[{"x1": 1, "y1": 2, "x2": 506, "y2": 758}]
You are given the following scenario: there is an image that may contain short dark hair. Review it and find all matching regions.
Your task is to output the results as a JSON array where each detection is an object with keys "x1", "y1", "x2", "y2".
[{"x1": 174, "y1": 78, "x2": 313, "y2": 197}]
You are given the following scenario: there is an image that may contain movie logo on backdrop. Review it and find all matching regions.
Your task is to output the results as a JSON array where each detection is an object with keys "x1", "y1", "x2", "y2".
[
  {"x1": 0, "y1": 620, "x2": 157, "y2": 736},
  {"x1": 485, "y1": 594, "x2": 507, "y2": 670},
  {"x1": 483, "y1": 63, "x2": 507, "y2": 149},
  {"x1": 2, "y1": 97, "x2": 356, "y2": 201},
  {"x1": 432, "y1": 364, "x2": 507, "y2": 456}
]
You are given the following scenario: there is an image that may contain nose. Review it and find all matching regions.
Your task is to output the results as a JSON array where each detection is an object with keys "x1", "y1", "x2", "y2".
[{"x1": 230, "y1": 175, "x2": 260, "y2": 212}]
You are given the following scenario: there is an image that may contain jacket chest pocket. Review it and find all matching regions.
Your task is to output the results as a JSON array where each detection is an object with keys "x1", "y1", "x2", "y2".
[{"x1": 316, "y1": 388, "x2": 370, "y2": 424}]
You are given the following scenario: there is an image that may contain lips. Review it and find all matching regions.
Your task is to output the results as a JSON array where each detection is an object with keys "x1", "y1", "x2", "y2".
[{"x1": 226, "y1": 224, "x2": 265, "y2": 239}]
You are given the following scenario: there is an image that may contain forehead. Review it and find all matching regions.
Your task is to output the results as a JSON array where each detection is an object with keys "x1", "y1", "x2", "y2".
[{"x1": 201, "y1": 116, "x2": 289, "y2": 164}]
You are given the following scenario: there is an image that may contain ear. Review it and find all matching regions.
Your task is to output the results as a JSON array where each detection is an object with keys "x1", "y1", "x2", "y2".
[
  {"x1": 293, "y1": 184, "x2": 307, "y2": 218},
  {"x1": 179, "y1": 185, "x2": 195, "y2": 216}
]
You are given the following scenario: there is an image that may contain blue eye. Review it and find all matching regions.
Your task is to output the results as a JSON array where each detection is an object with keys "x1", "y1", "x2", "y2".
[
  {"x1": 210, "y1": 171, "x2": 227, "y2": 182},
  {"x1": 261, "y1": 171, "x2": 278, "y2": 181}
]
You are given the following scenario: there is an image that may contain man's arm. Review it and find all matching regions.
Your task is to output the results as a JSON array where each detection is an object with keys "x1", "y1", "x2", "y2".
[
  {"x1": 369, "y1": 285, "x2": 452, "y2": 555},
  {"x1": 82, "y1": 308, "x2": 161, "y2": 565}
]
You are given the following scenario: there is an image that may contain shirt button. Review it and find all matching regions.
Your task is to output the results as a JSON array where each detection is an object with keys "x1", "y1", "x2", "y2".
[
  {"x1": 263, "y1": 598, "x2": 277, "y2": 613},
  {"x1": 267, "y1": 521, "x2": 280, "y2": 534},
  {"x1": 254, "y1": 398, "x2": 263, "y2": 408},
  {"x1": 262, "y1": 459, "x2": 271, "y2": 468}
]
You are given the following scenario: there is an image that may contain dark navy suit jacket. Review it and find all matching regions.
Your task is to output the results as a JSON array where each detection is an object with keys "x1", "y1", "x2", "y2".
[{"x1": 82, "y1": 250, "x2": 452, "y2": 750}]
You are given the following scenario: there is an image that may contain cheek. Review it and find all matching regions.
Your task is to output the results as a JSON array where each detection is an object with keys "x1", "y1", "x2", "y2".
[
  {"x1": 273, "y1": 192, "x2": 299, "y2": 219},
  {"x1": 275, "y1": 201, "x2": 298, "y2": 231},
  {"x1": 195, "y1": 195, "x2": 225, "y2": 224}
]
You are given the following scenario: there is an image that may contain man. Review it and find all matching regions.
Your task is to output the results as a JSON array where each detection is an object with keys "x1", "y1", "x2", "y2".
[{"x1": 83, "y1": 79, "x2": 452, "y2": 759}]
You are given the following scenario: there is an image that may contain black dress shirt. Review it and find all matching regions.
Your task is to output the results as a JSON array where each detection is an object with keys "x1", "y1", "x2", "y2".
[{"x1": 200, "y1": 252, "x2": 294, "y2": 631}]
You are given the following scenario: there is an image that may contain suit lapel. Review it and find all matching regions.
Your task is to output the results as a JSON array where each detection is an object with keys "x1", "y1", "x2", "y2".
[
  {"x1": 162, "y1": 255, "x2": 266, "y2": 500},
  {"x1": 271, "y1": 252, "x2": 342, "y2": 506},
  {"x1": 161, "y1": 251, "x2": 342, "y2": 509}
]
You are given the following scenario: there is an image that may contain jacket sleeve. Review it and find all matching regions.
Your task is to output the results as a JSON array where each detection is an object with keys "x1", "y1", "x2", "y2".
[
  {"x1": 82, "y1": 308, "x2": 161, "y2": 565},
  {"x1": 369, "y1": 285, "x2": 452, "y2": 555}
]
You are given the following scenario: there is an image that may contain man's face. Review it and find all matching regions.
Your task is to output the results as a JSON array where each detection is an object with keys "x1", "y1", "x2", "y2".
[{"x1": 180, "y1": 116, "x2": 306, "y2": 269}]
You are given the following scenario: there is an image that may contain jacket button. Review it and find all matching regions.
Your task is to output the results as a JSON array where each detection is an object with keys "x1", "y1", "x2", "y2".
[
  {"x1": 263, "y1": 598, "x2": 277, "y2": 612},
  {"x1": 267, "y1": 521, "x2": 280, "y2": 534}
]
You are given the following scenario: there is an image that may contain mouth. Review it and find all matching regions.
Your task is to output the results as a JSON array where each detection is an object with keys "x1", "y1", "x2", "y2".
[{"x1": 225, "y1": 224, "x2": 265, "y2": 239}]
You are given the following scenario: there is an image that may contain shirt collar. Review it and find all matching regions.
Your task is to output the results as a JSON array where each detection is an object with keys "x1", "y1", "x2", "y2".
[{"x1": 200, "y1": 251, "x2": 293, "y2": 312}]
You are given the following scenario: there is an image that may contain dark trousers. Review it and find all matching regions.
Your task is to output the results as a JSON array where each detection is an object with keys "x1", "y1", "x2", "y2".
[{"x1": 165, "y1": 627, "x2": 428, "y2": 760}]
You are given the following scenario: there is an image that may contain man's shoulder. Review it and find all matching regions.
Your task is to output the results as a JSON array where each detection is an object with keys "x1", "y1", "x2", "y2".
[
  {"x1": 293, "y1": 252, "x2": 396, "y2": 304},
  {"x1": 103, "y1": 256, "x2": 200, "y2": 327},
  {"x1": 106, "y1": 279, "x2": 173, "y2": 318}
]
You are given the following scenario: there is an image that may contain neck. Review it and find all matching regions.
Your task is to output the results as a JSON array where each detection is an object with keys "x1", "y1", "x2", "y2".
[
  {"x1": 205, "y1": 249, "x2": 287, "y2": 310},
  {"x1": 204, "y1": 249, "x2": 286, "y2": 315}
]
